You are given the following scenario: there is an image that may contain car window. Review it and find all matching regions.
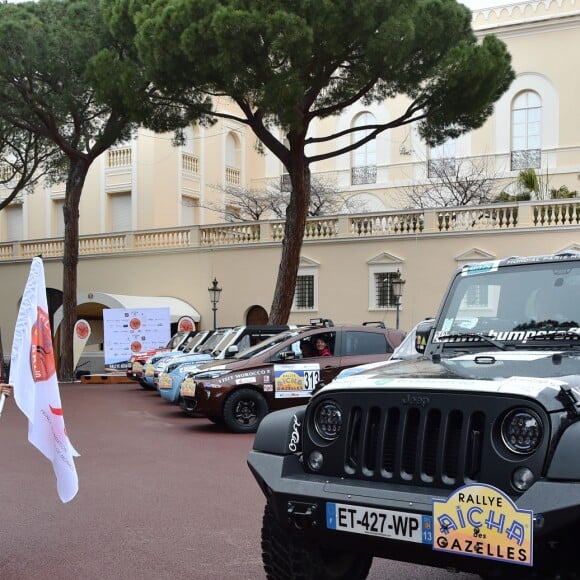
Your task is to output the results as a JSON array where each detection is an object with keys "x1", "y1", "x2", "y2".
[
  {"x1": 235, "y1": 330, "x2": 302, "y2": 359},
  {"x1": 289, "y1": 331, "x2": 337, "y2": 359},
  {"x1": 343, "y1": 331, "x2": 390, "y2": 355}
]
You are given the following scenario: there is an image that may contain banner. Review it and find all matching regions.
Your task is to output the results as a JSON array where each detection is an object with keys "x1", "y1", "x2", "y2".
[
  {"x1": 73, "y1": 319, "x2": 91, "y2": 372},
  {"x1": 9, "y1": 257, "x2": 80, "y2": 503}
]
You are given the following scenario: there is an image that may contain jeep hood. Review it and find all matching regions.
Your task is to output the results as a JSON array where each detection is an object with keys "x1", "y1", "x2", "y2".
[{"x1": 324, "y1": 350, "x2": 580, "y2": 412}]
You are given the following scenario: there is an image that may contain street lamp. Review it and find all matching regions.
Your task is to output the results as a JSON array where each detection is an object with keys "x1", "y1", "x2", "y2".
[
  {"x1": 208, "y1": 278, "x2": 222, "y2": 330},
  {"x1": 392, "y1": 270, "x2": 406, "y2": 330}
]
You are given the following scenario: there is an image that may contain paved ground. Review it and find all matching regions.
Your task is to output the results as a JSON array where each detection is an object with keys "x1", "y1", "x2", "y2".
[{"x1": 0, "y1": 382, "x2": 479, "y2": 580}]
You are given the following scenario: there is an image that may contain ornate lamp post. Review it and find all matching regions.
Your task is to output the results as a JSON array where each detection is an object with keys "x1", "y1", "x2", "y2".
[
  {"x1": 208, "y1": 278, "x2": 222, "y2": 330},
  {"x1": 392, "y1": 270, "x2": 406, "y2": 330}
]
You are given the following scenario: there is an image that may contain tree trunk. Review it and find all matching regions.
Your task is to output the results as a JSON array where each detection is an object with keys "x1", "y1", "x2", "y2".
[
  {"x1": 58, "y1": 158, "x2": 89, "y2": 382},
  {"x1": 268, "y1": 163, "x2": 310, "y2": 324}
]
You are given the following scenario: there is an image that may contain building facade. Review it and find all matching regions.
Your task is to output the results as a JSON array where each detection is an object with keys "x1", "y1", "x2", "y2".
[{"x1": 0, "y1": 0, "x2": 579, "y2": 355}]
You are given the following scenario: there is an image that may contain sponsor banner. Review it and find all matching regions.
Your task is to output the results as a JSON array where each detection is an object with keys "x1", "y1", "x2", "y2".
[
  {"x1": 103, "y1": 308, "x2": 170, "y2": 365},
  {"x1": 73, "y1": 319, "x2": 91, "y2": 371},
  {"x1": 433, "y1": 483, "x2": 533, "y2": 566}
]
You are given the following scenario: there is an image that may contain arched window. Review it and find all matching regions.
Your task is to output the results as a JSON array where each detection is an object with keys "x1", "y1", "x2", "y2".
[
  {"x1": 351, "y1": 112, "x2": 377, "y2": 185},
  {"x1": 511, "y1": 91, "x2": 541, "y2": 170}
]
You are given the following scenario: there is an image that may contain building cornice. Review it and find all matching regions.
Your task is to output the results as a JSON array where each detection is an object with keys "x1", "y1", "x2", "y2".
[{"x1": 471, "y1": 0, "x2": 580, "y2": 33}]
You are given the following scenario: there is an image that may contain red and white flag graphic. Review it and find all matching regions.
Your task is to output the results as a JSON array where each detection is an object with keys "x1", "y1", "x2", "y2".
[{"x1": 10, "y1": 257, "x2": 79, "y2": 503}]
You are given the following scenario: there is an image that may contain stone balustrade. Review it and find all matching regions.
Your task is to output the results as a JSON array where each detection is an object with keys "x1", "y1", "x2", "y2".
[{"x1": 1, "y1": 199, "x2": 578, "y2": 261}]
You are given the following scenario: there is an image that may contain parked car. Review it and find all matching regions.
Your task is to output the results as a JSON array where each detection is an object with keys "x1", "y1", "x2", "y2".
[
  {"x1": 182, "y1": 320, "x2": 405, "y2": 433},
  {"x1": 156, "y1": 325, "x2": 293, "y2": 409},
  {"x1": 126, "y1": 330, "x2": 202, "y2": 386},
  {"x1": 139, "y1": 329, "x2": 219, "y2": 390}
]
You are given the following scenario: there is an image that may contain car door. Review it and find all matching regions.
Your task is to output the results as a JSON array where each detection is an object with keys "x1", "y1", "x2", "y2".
[
  {"x1": 338, "y1": 329, "x2": 393, "y2": 371},
  {"x1": 268, "y1": 330, "x2": 341, "y2": 411}
]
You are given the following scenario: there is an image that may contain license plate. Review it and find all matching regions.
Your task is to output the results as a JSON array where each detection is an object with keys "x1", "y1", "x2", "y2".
[
  {"x1": 158, "y1": 374, "x2": 172, "y2": 389},
  {"x1": 180, "y1": 378, "x2": 196, "y2": 396},
  {"x1": 326, "y1": 502, "x2": 432, "y2": 544}
]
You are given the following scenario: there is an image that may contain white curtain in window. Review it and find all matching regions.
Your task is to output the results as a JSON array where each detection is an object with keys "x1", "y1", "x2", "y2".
[
  {"x1": 351, "y1": 112, "x2": 376, "y2": 168},
  {"x1": 511, "y1": 91, "x2": 542, "y2": 151},
  {"x1": 6, "y1": 204, "x2": 23, "y2": 242},
  {"x1": 110, "y1": 193, "x2": 132, "y2": 232}
]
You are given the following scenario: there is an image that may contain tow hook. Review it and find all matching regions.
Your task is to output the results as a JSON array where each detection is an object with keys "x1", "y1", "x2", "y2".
[{"x1": 287, "y1": 501, "x2": 320, "y2": 529}]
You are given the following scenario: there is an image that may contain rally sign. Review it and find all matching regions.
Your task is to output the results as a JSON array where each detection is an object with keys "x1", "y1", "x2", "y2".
[
  {"x1": 433, "y1": 483, "x2": 533, "y2": 566},
  {"x1": 274, "y1": 363, "x2": 320, "y2": 399}
]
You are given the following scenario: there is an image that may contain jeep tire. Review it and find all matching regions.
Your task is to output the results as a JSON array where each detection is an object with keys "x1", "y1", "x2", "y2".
[
  {"x1": 261, "y1": 503, "x2": 373, "y2": 580},
  {"x1": 223, "y1": 388, "x2": 268, "y2": 433}
]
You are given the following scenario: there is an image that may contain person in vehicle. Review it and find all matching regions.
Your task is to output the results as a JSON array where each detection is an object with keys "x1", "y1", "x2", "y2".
[
  {"x1": 300, "y1": 341, "x2": 316, "y2": 358},
  {"x1": 315, "y1": 336, "x2": 332, "y2": 356}
]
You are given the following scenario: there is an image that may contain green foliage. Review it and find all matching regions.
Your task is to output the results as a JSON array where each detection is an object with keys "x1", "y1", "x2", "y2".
[
  {"x1": 102, "y1": 0, "x2": 515, "y2": 147},
  {"x1": 494, "y1": 191, "x2": 531, "y2": 203},
  {"x1": 550, "y1": 185, "x2": 578, "y2": 199}
]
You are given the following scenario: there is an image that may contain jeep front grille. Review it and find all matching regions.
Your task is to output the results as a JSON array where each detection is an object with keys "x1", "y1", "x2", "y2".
[
  {"x1": 343, "y1": 404, "x2": 485, "y2": 488},
  {"x1": 305, "y1": 392, "x2": 549, "y2": 493}
]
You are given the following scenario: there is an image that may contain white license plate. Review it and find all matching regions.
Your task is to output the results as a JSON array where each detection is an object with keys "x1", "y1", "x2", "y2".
[{"x1": 326, "y1": 502, "x2": 433, "y2": 544}]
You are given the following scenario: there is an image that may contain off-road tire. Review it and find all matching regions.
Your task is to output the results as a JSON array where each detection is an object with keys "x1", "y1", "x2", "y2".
[
  {"x1": 261, "y1": 503, "x2": 372, "y2": 580},
  {"x1": 222, "y1": 388, "x2": 268, "y2": 433}
]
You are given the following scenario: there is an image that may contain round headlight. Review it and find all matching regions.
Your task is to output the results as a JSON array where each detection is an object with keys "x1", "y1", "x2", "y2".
[
  {"x1": 314, "y1": 400, "x2": 343, "y2": 440},
  {"x1": 501, "y1": 408, "x2": 543, "y2": 455}
]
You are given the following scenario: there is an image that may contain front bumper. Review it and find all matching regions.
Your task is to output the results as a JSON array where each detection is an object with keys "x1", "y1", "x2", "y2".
[{"x1": 248, "y1": 450, "x2": 580, "y2": 574}]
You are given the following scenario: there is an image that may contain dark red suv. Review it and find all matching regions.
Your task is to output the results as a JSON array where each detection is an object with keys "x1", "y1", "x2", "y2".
[{"x1": 180, "y1": 321, "x2": 405, "y2": 433}]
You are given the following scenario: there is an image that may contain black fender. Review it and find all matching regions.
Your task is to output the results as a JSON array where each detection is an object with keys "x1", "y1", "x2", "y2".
[
  {"x1": 252, "y1": 405, "x2": 307, "y2": 454},
  {"x1": 548, "y1": 420, "x2": 580, "y2": 479}
]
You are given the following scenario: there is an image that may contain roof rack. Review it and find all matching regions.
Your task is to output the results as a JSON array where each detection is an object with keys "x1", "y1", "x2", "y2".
[
  {"x1": 309, "y1": 318, "x2": 334, "y2": 328},
  {"x1": 362, "y1": 321, "x2": 386, "y2": 328}
]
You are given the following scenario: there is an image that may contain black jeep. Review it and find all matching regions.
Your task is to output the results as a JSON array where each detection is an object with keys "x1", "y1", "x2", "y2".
[{"x1": 248, "y1": 251, "x2": 580, "y2": 579}]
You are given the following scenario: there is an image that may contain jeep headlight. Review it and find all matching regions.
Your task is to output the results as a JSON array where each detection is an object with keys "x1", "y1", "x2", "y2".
[
  {"x1": 314, "y1": 400, "x2": 343, "y2": 440},
  {"x1": 501, "y1": 408, "x2": 543, "y2": 455}
]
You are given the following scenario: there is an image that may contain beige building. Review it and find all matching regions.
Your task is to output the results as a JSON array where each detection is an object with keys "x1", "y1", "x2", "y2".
[{"x1": 0, "y1": 0, "x2": 579, "y2": 361}]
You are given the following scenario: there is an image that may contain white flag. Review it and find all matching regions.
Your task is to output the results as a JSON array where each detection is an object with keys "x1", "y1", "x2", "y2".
[{"x1": 10, "y1": 257, "x2": 79, "y2": 503}]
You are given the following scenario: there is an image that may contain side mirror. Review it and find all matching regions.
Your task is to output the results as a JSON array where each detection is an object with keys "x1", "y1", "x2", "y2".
[
  {"x1": 226, "y1": 344, "x2": 239, "y2": 355},
  {"x1": 415, "y1": 320, "x2": 435, "y2": 354},
  {"x1": 279, "y1": 351, "x2": 296, "y2": 361}
]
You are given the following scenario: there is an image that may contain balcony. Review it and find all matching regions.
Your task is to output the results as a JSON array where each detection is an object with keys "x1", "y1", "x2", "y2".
[
  {"x1": 351, "y1": 165, "x2": 377, "y2": 185},
  {"x1": 511, "y1": 149, "x2": 541, "y2": 171}
]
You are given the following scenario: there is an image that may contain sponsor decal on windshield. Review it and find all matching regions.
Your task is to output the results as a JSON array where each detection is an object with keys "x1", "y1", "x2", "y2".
[
  {"x1": 434, "y1": 328, "x2": 580, "y2": 343},
  {"x1": 461, "y1": 261, "x2": 500, "y2": 276}
]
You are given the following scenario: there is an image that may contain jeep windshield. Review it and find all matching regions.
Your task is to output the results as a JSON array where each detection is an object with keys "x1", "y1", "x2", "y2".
[{"x1": 433, "y1": 257, "x2": 580, "y2": 351}]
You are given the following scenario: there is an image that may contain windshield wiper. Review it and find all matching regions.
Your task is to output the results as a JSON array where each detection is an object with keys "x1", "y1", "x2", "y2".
[{"x1": 436, "y1": 332, "x2": 508, "y2": 350}]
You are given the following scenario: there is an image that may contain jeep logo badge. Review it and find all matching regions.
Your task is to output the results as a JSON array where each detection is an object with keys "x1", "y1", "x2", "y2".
[{"x1": 402, "y1": 394, "x2": 430, "y2": 407}]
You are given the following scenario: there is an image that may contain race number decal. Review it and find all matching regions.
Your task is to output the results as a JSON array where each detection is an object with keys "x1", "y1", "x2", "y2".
[{"x1": 274, "y1": 363, "x2": 320, "y2": 399}]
